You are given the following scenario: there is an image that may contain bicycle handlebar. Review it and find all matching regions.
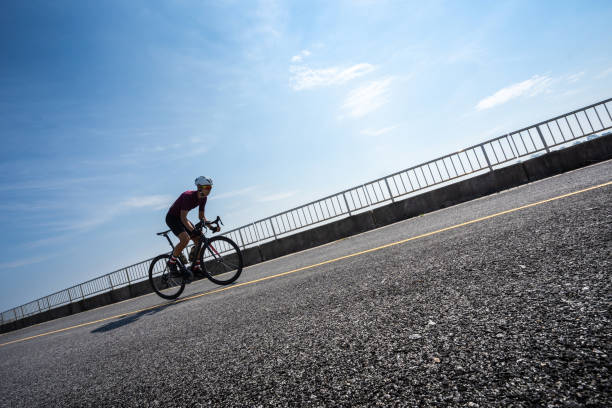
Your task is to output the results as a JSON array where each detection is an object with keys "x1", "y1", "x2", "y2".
[{"x1": 194, "y1": 216, "x2": 223, "y2": 232}]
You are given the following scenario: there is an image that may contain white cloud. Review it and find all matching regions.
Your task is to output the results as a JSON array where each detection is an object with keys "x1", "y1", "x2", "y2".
[
  {"x1": 212, "y1": 186, "x2": 257, "y2": 200},
  {"x1": 291, "y1": 49, "x2": 311, "y2": 63},
  {"x1": 342, "y1": 77, "x2": 393, "y2": 118},
  {"x1": 174, "y1": 145, "x2": 210, "y2": 159},
  {"x1": 475, "y1": 75, "x2": 553, "y2": 111},
  {"x1": 0, "y1": 176, "x2": 106, "y2": 192},
  {"x1": 290, "y1": 63, "x2": 376, "y2": 90},
  {"x1": 55, "y1": 195, "x2": 172, "y2": 233},
  {"x1": 566, "y1": 71, "x2": 585, "y2": 83},
  {"x1": 360, "y1": 125, "x2": 398, "y2": 136},
  {"x1": 121, "y1": 195, "x2": 172, "y2": 210},
  {"x1": 0, "y1": 255, "x2": 56, "y2": 269},
  {"x1": 257, "y1": 191, "x2": 298, "y2": 202},
  {"x1": 252, "y1": 0, "x2": 285, "y2": 38}
]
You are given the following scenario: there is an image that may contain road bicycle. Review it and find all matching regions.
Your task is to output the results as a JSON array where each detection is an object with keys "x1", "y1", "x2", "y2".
[{"x1": 148, "y1": 216, "x2": 243, "y2": 300}]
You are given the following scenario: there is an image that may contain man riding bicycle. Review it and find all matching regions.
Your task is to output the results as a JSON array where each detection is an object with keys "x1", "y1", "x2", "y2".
[{"x1": 165, "y1": 176, "x2": 221, "y2": 280}]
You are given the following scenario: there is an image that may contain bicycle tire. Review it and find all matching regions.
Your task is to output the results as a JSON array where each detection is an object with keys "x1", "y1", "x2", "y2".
[
  {"x1": 200, "y1": 236, "x2": 243, "y2": 285},
  {"x1": 148, "y1": 254, "x2": 186, "y2": 300}
]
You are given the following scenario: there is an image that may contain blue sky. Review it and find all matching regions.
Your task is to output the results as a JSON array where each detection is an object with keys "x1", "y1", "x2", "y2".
[{"x1": 1, "y1": 0, "x2": 611, "y2": 312}]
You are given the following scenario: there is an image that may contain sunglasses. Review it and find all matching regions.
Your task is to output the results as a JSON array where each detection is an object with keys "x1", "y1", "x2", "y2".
[{"x1": 198, "y1": 185, "x2": 212, "y2": 191}]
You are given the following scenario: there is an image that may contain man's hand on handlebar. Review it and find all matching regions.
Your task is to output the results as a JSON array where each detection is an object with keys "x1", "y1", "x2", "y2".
[
  {"x1": 205, "y1": 222, "x2": 221, "y2": 233},
  {"x1": 196, "y1": 216, "x2": 222, "y2": 233}
]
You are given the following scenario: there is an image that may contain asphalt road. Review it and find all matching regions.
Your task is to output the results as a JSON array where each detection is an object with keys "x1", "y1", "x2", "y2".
[{"x1": 1, "y1": 160, "x2": 610, "y2": 407}]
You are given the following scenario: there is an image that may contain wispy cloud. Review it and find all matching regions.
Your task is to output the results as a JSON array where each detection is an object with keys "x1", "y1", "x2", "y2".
[
  {"x1": 596, "y1": 66, "x2": 612, "y2": 79},
  {"x1": 341, "y1": 77, "x2": 393, "y2": 118},
  {"x1": 360, "y1": 125, "x2": 398, "y2": 137},
  {"x1": 0, "y1": 254, "x2": 57, "y2": 269},
  {"x1": 121, "y1": 195, "x2": 172, "y2": 210},
  {"x1": 173, "y1": 146, "x2": 210, "y2": 159},
  {"x1": 566, "y1": 71, "x2": 585, "y2": 83},
  {"x1": 475, "y1": 75, "x2": 553, "y2": 111},
  {"x1": 291, "y1": 49, "x2": 311, "y2": 63},
  {"x1": 55, "y1": 194, "x2": 173, "y2": 233},
  {"x1": 290, "y1": 63, "x2": 376, "y2": 90},
  {"x1": 0, "y1": 176, "x2": 106, "y2": 192},
  {"x1": 257, "y1": 191, "x2": 298, "y2": 202},
  {"x1": 480, "y1": 125, "x2": 507, "y2": 140},
  {"x1": 212, "y1": 186, "x2": 257, "y2": 200},
  {"x1": 249, "y1": 0, "x2": 286, "y2": 39}
]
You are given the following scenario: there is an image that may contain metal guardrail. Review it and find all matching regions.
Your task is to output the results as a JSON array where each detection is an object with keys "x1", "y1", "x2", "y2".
[{"x1": 2, "y1": 97, "x2": 611, "y2": 327}]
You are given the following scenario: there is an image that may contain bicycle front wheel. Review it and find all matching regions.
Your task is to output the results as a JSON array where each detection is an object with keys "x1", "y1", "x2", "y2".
[
  {"x1": 148, "y1": 254, "x2": 186, "y2": 300},
  {"x1": 200, "y1": 236, "x2": 243, "y2": 285}
]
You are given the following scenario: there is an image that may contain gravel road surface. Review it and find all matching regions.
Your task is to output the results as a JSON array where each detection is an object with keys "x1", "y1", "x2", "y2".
[{"x1": 1, "y1": 160, "x2": 610, "y2": 407}]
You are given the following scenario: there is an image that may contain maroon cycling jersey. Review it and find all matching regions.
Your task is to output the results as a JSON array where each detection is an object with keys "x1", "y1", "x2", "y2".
[{"x1": 167, "y1": 191, "x2": 207, "y2": 217}]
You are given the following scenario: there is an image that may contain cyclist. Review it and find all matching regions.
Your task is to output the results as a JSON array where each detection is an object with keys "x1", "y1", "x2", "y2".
[{"x1": 165, "y1": 176, "x2": 221, "y2": 280}]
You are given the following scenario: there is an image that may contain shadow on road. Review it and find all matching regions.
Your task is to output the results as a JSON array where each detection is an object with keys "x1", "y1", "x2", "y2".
[
  {"x1": 89, "y1": 280, "x2": 239, "y2": 334},
  {"x1": 90, "y1": 302, "x2": 175, "y2": 333}
]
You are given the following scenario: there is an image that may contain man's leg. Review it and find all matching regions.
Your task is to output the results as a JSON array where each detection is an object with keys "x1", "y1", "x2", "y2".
[
  {"x1": 167, "y1": 232, "x2": 191, "y2": 277},
  {"x1": 190, "y1": 236, "x2": 202, "y2": 272},
  {"x1": 172, "y1": 232, "x2": 191, "y2": 257}
]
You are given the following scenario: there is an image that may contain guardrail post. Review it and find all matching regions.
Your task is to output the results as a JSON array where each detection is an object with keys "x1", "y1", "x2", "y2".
[
  {"x1": 536, "y1": 126, "x2": 550, "y2": 153},
  {"x1": 14, "y1": 309, "x2": 18, "y2": 321},
  {"x1": 238, "y1": 228, "x2": 246, "y2": 250},
  {"x1": 251, "y1": 223, "x2": 261, "y2": 244},
  {"x1": 67, "y1": 289, "x2": 72, "y2": 303},
  {"x1": 342, "y1": 193, "x2": 352, "y2": 216},
  {"x1": 79, "y1": 284, "x2": 85, "y2": 300},
  {"x1": 107, "y1": 275, "x2": 114, "y2": 291},
  {"x1": 20, "y1": 306, "x2": 25, "y2": 319},
  {"x1": 480, "y1": 145, "x2": 493, "y2": 172},
  {"x1": 383, "y1": 178, "x2": 395, "y2": 202},
  {"x1": 268, "y1": 219, "x2": 278, "y2": 240},
  {"x1": 508, "y1": 133, "x2": 520, "y2": 158},
  {"x1": 125, "y1": 269, "x2": 131, "y2": 285},
  {"x1": 362, "y1": 185, "x2": 372, "y2": 207}
]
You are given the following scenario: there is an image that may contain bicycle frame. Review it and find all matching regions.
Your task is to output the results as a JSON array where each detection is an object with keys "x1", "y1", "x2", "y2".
[{"x1": 159, "y1": 223, "x2": 224, "y2": 263}]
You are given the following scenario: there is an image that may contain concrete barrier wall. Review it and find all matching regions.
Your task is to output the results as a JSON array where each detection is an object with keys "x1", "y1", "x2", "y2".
[{"x1": 2, "y1": 134, "x2": 611, "y2": 334}]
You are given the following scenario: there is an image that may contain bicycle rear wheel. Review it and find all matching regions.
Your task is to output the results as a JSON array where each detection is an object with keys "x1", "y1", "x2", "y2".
[
  {"x1": 200, "y1": 236, "x2": 243, "y2": 285},
  {"x1": 148, "y1": 254, "x2": 186, "y2": 300}
]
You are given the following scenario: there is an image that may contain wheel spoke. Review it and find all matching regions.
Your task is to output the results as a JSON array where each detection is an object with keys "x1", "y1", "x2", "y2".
[
  {"x1": 148, "y1": 255, "x2": 185, "y2": 299},
  {"x1": 201, "y1": 236, "x2": 244, "y2": 285},
  {"x1": 217, "y1": 260, "x2": 238, "y2": 270}
]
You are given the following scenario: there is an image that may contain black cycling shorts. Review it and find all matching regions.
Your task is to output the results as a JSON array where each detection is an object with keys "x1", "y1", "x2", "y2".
[{"x1": 166, "y1": 213, "x2": 188, "y2": 237}]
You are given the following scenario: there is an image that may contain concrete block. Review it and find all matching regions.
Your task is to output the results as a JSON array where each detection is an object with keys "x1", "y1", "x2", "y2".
[
  {"x1": 240, "y1": 246, "x2": 263, "y2": 267},
  {"x1": 109, "y1": 286, "x2": 131, "y2": 303},
  {"x1": 48, "y1": 304, "x2": 72, "y2": 320},
  {"x1": 333, "y1": 211, "x2": 376, "y2": 237},
  {"x1": 82, "y1": 293, "x2": 112, "y2": 311},
  {"x1": 522, "y1": 150, "x2": 564, "y2": 182},
  {"x1": 0, "y1": 322, "x2": 17, "y2": 334},
  {"x1": 523, "y1": 133, "x2": 612, "y2": 181},
  {"x1": 70, "y1": 301, "x2": 84, "y2": 315},
  {"x1": 491, "y1": 163, "x2": 530, "y2": 190},
  {"x1": 259, "y1": 211, "x2": 376, "y2": 262},
  {"x1": 130, "y1": 280, "x2": 153, "y2": 297}
]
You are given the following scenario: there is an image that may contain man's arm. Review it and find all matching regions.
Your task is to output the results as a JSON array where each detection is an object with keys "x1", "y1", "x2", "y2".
[
  {"x1": 180, "y1": 210, "x2": 195, "y2": 232},
  {"x1": 199, "y1": 209, "x2": 206, "y2": 222}
]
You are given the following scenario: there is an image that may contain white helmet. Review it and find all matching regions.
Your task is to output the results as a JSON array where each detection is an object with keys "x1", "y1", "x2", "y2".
[{"x1": 195, "y1": 176, "x2": 213, "y2": 187}]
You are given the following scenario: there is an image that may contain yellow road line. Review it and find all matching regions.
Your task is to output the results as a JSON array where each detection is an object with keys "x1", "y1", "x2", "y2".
[{"x1": 1, "y1": 180, "x2": 610, "y2": 348}]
